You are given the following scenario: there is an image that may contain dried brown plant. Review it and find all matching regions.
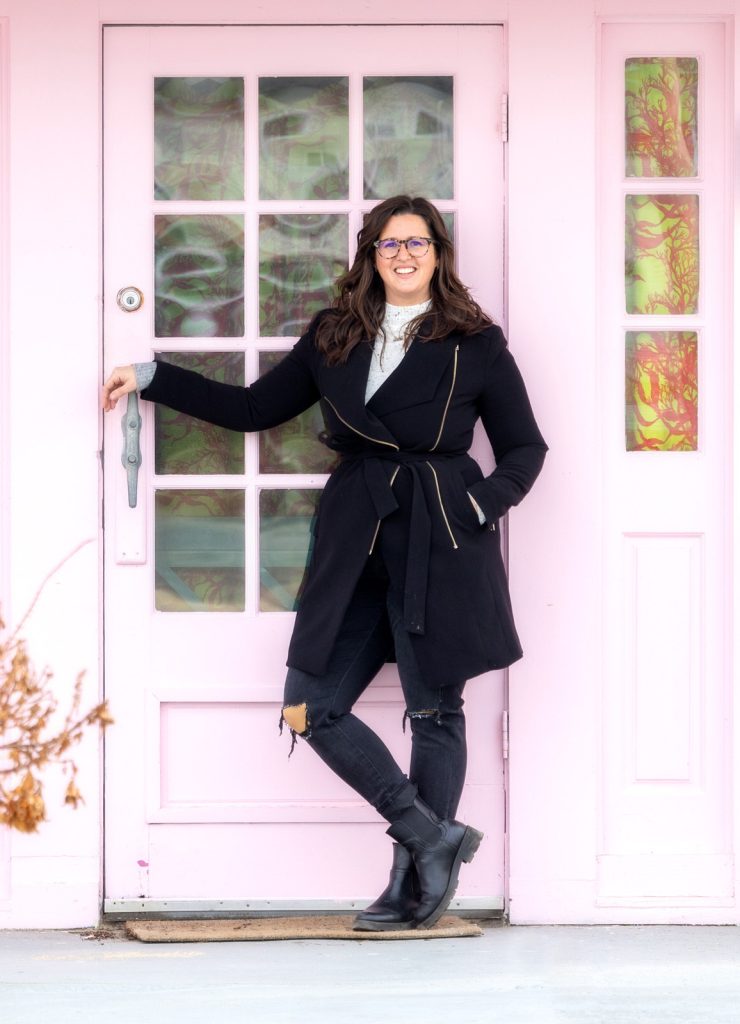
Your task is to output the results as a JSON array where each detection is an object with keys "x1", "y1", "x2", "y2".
[{"x1": 0, "y1": 543, "x2": 113, "y2": 833}]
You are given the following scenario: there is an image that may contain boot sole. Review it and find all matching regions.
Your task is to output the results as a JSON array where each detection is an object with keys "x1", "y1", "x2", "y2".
[
  {"x1": 352, "y1": 916, "x2": 418, "y2": 932},
  {"x1": 414, "y1": 826, "x2": 484, "y2": 930}
]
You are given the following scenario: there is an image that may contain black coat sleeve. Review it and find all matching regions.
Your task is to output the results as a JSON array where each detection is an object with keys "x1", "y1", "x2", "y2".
[
  {"x1": 140, "y1": 331, "x2": 320, "y2": 432},
  {"x1": 467, "y1": 329, "x2": 548, "y2": 523}
]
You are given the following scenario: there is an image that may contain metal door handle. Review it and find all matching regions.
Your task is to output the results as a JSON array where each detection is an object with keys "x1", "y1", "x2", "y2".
[{"x1": 121, "y1": 392, "x2": 142, "y2": 508}]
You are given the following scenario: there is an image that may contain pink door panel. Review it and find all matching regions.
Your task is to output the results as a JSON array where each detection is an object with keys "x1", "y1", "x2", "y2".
[{"x1": 103, "y1": 24, "x2": 507, "y2": 913}]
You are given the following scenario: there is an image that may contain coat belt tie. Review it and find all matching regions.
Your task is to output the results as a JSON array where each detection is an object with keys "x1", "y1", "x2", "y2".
[{"x1": 342, "y1": 450, "x2": 456, "y2": 637}]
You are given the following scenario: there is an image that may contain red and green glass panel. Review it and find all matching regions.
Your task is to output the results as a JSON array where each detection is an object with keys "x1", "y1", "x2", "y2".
[
  {"x1": 625, "y1": 195, "x2": 699, "y2": 315},
  {"x1": 625, "y1": 331, "x2": 698, "y2": 451},
  {"x1": 625, "y1": 58, "x2": 698, "y2": 178},
  {"x1": 259, "y1": 489, "x2": 321, "y2": 612},
  {"x1": 259, "y1": 214, "x2": 347, "y2": 337},
  {"x1": 258, "y1": 352, "x2": 339, "y2": 474},
  {"x1": 259, "y1": 77, "x2": 349, "y2": 200},
  {"x1": 154, "y1": 77, "x2": 245, "y2": 200},
  {"x1": 155, "y1": 489, "x2": 245, "y2": 612},
  {"x1": 364, "y1": 76, "x2": 453, "y2": 200},
  {"x1": 155, "y1": 215, "x2": 245, "y2": 337},
  {"x1": 154, "y1": 352, "x2": 244, "y2": 475}
]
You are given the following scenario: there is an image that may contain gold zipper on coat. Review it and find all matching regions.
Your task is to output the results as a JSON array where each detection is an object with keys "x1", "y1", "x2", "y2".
[
  {"x1": 322, "y1": 396, "x2": 400, "y2": 450},
  {"x1": 368, "y1": 465, "x2": 401, "y2": 555},
  {"x1": 425, "y1": 461, "x2": 458, "y2": 550},
  {"x1": 429, "y1": 344, "x2": 459, "y2": 452}
]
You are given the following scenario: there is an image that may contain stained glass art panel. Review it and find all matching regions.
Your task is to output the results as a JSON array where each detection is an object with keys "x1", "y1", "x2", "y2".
[
  {"x1": 625, "y1": 195, "x2": 699, "y2": 315},
  {"x1": 259, "y1": 77, "x2": 349, "y2": 200},
  {"x1": 364, "y1": 77, "x2": 453, "y2": 199},
  {"x1": 154, "y1": 77, "x2": 245, "y2": 200},
  {"x1": 155, "y1": 215, "x2": 245, "y2": 337},
  {"x1": 625, "y1": 331, "x2": 698, "y2": 451},
  {"x1": 258, "y1": 352, "x2": 339, "y2": 475},
  {"x1": 259, "y1": 489, "x2": 321, "y2": 612},
  {"x1": 625, "y1": 58, "x2": 698, "y2": 178},
  {"x1": 154, "y1": 352, "x2": 244, "y2": 475},
  {"x1": 259, "y1": 214, "x2": 347, "y2": 337},
  {"x1": 155, "y1": 489, "x2": 245, "y2": 612}
]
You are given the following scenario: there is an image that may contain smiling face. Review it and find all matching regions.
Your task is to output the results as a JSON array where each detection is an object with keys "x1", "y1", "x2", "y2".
[{"x1": 373, "y1": 213, "x2": 438, "y2": 306}]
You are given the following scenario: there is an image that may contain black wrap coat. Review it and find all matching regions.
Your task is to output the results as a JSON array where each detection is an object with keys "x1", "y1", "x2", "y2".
[{"x1": 142, "y1": 315, "x2": 547, "y2": 686}]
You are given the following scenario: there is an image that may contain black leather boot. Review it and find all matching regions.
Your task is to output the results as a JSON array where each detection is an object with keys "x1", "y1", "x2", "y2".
[
  {"x1": 352, "y1": 843, "x2": 419, "y2": 932},
  {"x1": 386, "y1": 797, "x2": 483, "y2": 930}
]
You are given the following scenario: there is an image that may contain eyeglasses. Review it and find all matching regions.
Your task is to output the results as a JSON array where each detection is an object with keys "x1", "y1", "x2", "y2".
[{"x1": 373, "y1": 236, "x2": 434, "y2": 259}]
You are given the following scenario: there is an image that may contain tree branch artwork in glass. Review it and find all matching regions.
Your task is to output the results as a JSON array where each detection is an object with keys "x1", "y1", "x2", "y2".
[{"x1": 625, "y1": 331, "x2": 698, "y2": 451}]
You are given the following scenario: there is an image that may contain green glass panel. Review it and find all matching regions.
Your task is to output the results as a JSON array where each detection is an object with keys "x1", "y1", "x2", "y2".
[
  {"x1": 625, "y1": 195, "x2": 699, "y2": 314},
  {"x1": 155, "y1": 352, "x2": 244, "y2": 475},
  {"x1": 154, "y1": 77, "x2": 244, "y2": 200},
  {"x1": 260, "y1": 489, "x2": 321, "y2": 612},
  {"x1": 155, "y1": 215, "x2": 244, "y2": 337},
  {"x1": 259, "y1": 214, "x2": 347, "y2": 337},
  {"x1": 626, "y1": 332, "x2": 698, "y2": 451},
  {"x1": 258, "y1": 351, "x2": 339, "y2": 474},
  {"x1": 364, "y1": 77, "x2": 453, "y2": 200},
  {"x1": 259, "y1": 77, "x2": 349, "y2": 200},
  {"x1": 155, "y1": 489, "x2": 245, "y2": 612},
  {"x1": 625, "y1": 58, "x2": 698, "y2": 177}
]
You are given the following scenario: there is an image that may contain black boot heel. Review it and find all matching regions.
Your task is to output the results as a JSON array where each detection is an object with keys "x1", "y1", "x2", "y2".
[{"x1": 461, "y1": 826, "x2": 484, "y2": 863}]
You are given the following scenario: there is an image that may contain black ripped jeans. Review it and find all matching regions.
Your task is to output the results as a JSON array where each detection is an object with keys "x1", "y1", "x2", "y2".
[{"x1": 281, "y1": 551, "x2": 467, "y2": 823}]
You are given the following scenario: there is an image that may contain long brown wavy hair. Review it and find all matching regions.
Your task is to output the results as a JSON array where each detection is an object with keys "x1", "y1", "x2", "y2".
[{"x1": 313, "y1": 195, "x2": 493, "y2": 365}]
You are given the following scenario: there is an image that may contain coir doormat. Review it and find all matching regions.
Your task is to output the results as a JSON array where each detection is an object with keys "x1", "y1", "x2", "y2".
[{"x1": 125, "y1": 915, "x2": 482, "y2": 943}]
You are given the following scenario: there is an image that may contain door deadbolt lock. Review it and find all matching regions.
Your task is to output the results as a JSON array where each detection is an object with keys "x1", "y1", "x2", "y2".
[{"x1": 117, "y1": 286, "x2": 144, "y2": 312}]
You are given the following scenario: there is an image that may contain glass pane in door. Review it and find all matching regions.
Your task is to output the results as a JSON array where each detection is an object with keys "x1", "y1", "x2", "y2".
[
  {"x1": 259, "y1": 214, "x2": 347, "y2": 336},
  {"x1": 154, "y1": 352, "x2": 245, "y2": 474},
  {"x1": 625, "y1": 195, "x2": 699, "y2": 314},
  {"x1": 259, "y1": 77, "x2": 349, "y2": 200},
  {"x1": 154, "y1": 77, "x2": 245, "y2": 200},
  {"x1": 259, "y1": 488, "x2": 321, "y2": 612},
  {"x1": 625, "y1": 58, "x2": 698, "y2": 177},
  {"x1": 364, "y1": 76, "x2": 453, "y2": 199},
  {"x1": 625, "y1": 331, "x2": 698, "y2": 451},
  {"x1": 155, "y1": 215, "x2": 245, "y2": 337},
  {"x1": 155, "y1": 489, "x2": 245, "y2": 612}
]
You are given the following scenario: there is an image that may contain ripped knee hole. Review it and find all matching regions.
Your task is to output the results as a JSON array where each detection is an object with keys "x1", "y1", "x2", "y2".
[{"x1": 282, "y1": 702, "x2": 309, "y2": 735}]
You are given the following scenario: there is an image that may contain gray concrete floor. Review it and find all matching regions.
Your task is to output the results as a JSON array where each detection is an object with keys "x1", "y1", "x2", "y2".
[{"x1": 1, "y1": 922, "x2": 739, "y2": 1024}]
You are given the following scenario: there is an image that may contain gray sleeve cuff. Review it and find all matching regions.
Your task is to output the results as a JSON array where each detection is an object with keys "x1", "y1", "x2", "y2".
[
  {"x1": 468, "y1": 492, "x2": 487, "y2": 525},
  {"x1": 134, "y1": 361, "x2": 157, "y2": 392}
]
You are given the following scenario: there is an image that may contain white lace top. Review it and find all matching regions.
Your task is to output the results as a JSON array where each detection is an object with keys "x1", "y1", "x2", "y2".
[{"x1": 364, "y1": 300, "x2": 432, "y2": 403}]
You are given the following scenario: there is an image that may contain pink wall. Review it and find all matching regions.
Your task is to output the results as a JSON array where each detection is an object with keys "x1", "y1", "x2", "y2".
[{"x1": 0, "y1": 0, "x2": 736, "y2": 927}]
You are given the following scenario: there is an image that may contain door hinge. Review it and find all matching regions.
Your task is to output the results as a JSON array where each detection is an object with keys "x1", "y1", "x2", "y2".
[
  {"x1": 500, "y1": 93, "x2": 508, "y2": 143},
  {"x1": 502, "y1": 710, "x2": 509, "y2": 760}
]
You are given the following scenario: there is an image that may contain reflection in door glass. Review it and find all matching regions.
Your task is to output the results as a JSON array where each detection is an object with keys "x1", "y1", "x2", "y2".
[
  {"x1": 155, "y1": 489, "x2": 245, "y2": 612},
  {"x1": 260, "y1": 489, "x2": 320, "y2": 612},
  {"x1": 154, "y1": 77, "x2": 245, "y2": 200},
  {"x1": 154, "y1": 352, "x2": 245, "y2": 475},
  {"x1": 259, "y1": 77, "x2": 349, "y2": 200},
  {"x1": 625, "y1": 58, "x2": 698, "y2": 178},
  {"x1": 258, "y1": 352, "x2": 339, "y2": 474},
  {"x1": 259, "y1": 214, "x2": 347, "y2": 336},
  {"x1": 364, "y1": 77, "x2": 453, "y2": 199},
  {"x1": 625, "y1": 331, "x2": 698, "y2": 451},
  {"x1": 625, "y1": 195, "x2": 699, "y2": 314},
  {"x1": 155, "y1": 215, "x2": 245, "y2": 337}
]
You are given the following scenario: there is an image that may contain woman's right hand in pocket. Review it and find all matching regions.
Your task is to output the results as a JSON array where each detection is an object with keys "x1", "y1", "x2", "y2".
[{"x1": 101, "y1": 365, "x2": 137, "y2": 411}]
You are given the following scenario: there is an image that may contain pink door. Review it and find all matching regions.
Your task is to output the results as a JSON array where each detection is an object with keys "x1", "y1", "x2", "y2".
[{"x1": 103, "y1": 24, "x2": 508, "y2": 915}]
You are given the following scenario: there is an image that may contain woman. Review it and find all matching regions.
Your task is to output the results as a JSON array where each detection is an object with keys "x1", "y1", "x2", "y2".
[{"x1": 102, "y1": 195, "x2": 547, "y2": 931}]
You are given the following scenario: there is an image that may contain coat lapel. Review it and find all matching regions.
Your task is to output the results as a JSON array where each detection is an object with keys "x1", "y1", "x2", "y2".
[
  {"x1": 318, "y1": 330, "x2": 461, "y2": 443},
  {"x1": 367, "y1": 333, "x2": 460, "y2": 417}
]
